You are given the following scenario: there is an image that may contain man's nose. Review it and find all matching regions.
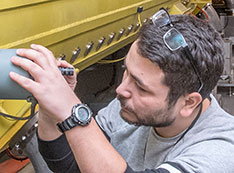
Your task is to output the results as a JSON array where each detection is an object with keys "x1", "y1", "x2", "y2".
[{"x1": 116, "y1": 77, "x2": 131, "y2": 99}]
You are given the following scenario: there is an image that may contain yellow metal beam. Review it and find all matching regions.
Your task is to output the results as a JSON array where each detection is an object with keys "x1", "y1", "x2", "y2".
[{"x1": 0, "y1": 100, "x2": 32, "y2": 152}]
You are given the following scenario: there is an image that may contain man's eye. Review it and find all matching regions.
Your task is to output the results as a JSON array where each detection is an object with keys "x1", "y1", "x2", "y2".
[{"x1": 136, "y1": 83, "x2": 145, "y2": 92}]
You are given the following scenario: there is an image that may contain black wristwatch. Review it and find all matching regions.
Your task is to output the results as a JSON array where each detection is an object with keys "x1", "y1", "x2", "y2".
[{"x1": 57, "y1": 104, "x2": 92, "y2": 133}]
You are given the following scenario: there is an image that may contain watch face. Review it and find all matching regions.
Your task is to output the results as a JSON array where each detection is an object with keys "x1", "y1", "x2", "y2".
[{"x1": 76, "y1": 106, "x2": 89, "y2": 121}]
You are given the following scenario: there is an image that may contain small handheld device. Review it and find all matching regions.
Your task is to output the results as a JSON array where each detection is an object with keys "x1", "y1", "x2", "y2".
[
  {"x1": 0, "y1": 49, "x2": 74, "y2": 99},
  {"x1": 59, "y1": 67, "x2": 74, "y2": 76}
]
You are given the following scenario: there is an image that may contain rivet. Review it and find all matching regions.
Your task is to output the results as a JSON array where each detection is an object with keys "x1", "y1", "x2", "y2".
[
  {"x1": 143, "y1": 18, "x2": 148, "y2": 23},
  {"x1": 34, "y1": 123, "x2": 38, "y2": 128},
  {"x1": 22, "y1": 136, "x2": 26, "y2": 141},
  {"x1": 15, "y1": 143, "x2": 20, "y2": 151}
]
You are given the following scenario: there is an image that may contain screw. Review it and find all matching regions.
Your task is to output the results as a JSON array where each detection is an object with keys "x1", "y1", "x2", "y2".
[{"x1": 22, "y1": 135, "x2": 26, "y2": 141}]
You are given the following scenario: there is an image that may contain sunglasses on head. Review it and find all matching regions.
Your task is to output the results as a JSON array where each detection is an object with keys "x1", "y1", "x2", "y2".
[{"x1": 152, "y1": 8, "x2": 203, "y2": 93}]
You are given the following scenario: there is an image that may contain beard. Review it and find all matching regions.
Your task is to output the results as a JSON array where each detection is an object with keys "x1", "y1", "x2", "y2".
[{"x1": 117, "y1": 95, "x2": 176, "y2": 127}]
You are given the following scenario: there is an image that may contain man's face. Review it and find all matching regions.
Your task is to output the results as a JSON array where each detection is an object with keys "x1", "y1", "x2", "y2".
[{"x1": 116, "y1": 41, "x2": 178, "y2": 127}]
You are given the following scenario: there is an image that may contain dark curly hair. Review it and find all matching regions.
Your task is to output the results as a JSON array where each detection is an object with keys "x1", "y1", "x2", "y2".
[{"x1": 137, "y1": 14, "x2": 224, "y2": 107}]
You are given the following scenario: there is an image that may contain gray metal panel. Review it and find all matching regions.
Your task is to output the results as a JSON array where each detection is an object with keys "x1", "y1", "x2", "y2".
[
  {"x1": 221, "y1": 16, "x2": 234, "y2": 37},
  {"x1": 0, "y1": 49, "x2": 32, "y2": 99},
  {"x1": 226, "y1": 0, "x2": 234, "y2": 9}
]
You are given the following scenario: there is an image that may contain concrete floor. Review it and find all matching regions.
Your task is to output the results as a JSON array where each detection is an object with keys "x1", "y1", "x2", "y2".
[{"x1": 18, "y1": 162, "x2": 34, "y2": 173}]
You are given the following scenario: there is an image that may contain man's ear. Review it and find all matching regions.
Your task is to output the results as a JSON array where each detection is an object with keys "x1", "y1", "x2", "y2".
[{"x1": 180, "y1": 92, "x2": 202, "y2": 118}]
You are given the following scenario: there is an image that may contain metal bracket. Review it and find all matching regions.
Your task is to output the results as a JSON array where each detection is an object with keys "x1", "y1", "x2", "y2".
[
  {"x1": 117, "y1": 28, "x2": 125, "y2": 40},
  {"x1": 96, "y1": 37, "x2": 106, "y2": 51},
  {"x1": 70, "y1": 47, "x2": 81, "y2": 63},
  {"x1": 84, "y1": 42, "x2": 94, "y2": 56},
  {"x1": 126, "y1": 25, "x2": 133, "y2": 36},
  {"x1": 107, "y1": 32, "x2": 116, "y2": 45}
]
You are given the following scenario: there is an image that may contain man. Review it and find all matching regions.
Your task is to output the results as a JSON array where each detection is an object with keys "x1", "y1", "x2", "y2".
[{"x1": 10, "y1": 9, "x2": 234, "y2": 173}]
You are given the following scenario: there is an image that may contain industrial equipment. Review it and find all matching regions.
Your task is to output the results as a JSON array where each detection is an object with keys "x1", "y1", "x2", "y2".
[
  {"x1": 211, "y1": 0, "x2": 234, "y2": 115},
  {"x1": 0, "y1": 0, "x2": 215, "y2": 171}
]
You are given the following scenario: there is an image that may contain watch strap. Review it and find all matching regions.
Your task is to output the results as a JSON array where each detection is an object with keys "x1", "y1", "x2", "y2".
[{"x1": 57, "y1": 116, "x2": 76, "y2": 133}]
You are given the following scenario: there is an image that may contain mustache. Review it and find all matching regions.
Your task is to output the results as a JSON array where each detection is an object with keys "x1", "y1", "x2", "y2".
[
  {"x1": 117, "y1": 95, "x2": 134, "y2": 113},
  {"x1": 117, "y1": 95, "x2": 126, "y2": 105}
]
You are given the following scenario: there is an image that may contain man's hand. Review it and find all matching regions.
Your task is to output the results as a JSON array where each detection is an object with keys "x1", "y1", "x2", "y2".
[
  {"x1": 9, "y1": 44, "x2": 128, "y2": 172},
  {"x1": 9, "y1": 44, "x2": 81, "y2": 122}
]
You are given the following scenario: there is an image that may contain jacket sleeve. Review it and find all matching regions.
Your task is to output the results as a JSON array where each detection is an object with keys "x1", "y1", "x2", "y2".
[
  {"x1": 37, "y1": 133, "x2": 80, "y2": 173},
  {"x1": 37, "y1": 121, "x2": 111, "y2": 173}
]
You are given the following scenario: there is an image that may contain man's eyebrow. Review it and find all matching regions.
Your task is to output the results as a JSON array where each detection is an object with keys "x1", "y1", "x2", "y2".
[
  {"x1": 131, "y1": 73, "x2": 146, "y2": 86},
  {"x1": 124, "y1": 59, "x2": 148, "y2": 89}
]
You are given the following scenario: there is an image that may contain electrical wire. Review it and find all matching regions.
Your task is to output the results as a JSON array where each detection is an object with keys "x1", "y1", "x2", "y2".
[
  {"x1": 97, "y1": 57, "x2": 125, "y2": 64},
  {"x1": 196, "y1": 6, "x2": 209, "y2": 22},
  {"x1": 0, "y1": 97, "x2": 37, "y2": 120},
  {"x1": 6, "y1": 148, "x2": 28, "y2": 161},
  {"x1": 138, "y1": 13, "x2": 142, "y2": 27}
]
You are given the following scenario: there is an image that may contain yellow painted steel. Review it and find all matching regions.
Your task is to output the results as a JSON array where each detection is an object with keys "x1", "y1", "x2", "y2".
[
  {"x1": 170, "y1": 0, "x2": 211, "y2": 14},
  {"x1": 0, "y1": 100, "x2": 31, "y2": 152},
  {"x1": 0, "y1": 0, "x2": 210, "y2": 152}
]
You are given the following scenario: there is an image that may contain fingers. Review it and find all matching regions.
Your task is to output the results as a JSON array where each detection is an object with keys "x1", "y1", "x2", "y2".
[
  {"x1": 16, "y1": 44, "x2": 57, "y2": 70},
  {"x1": 9, "y1": 71, "x2": 39, "y2": 95},
  {"x1": 30, "y1": 44, "x2": 57, "y2": 66},
  {"x1": 16, "y1": 48, "x2": 49, "y2": 70},
  {"x1": 11, "y1": 56, "x2": 43, "y2": 82},
  {"x1": 58, "y1": 60, "x2": 74, "y2": 68}
]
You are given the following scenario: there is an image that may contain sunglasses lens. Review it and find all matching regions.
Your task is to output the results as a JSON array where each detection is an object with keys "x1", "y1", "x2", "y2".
[
  {"x1": 164, "y1": 28, "x2": 186, "y2": 50},
  {"x1": 152, "y1": 10, "x2": 170, "y2": 27}
]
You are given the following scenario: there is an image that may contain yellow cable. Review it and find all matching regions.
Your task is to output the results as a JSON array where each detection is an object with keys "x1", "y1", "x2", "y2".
[
  {"x1": 138, "y1": 13, "x2": 142, "y2": 27},
  {"x1": 98, "y1": 57, "x2": 125, "y2": 64}
]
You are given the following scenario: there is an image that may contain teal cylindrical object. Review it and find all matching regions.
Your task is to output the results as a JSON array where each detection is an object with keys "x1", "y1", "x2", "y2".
[{"x1": 0, "y1": 49, "x2": 32, "y2": 99}]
